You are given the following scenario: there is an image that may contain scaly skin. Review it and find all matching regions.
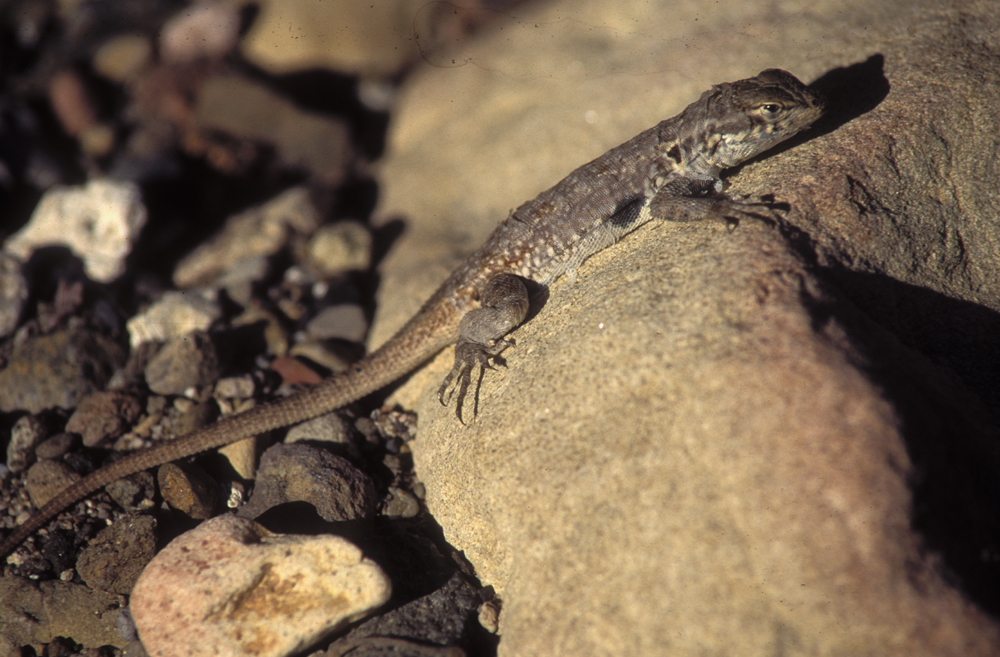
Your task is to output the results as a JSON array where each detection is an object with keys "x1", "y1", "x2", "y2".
[{"x1": 1, "y1": 69, "x2": 823, "y2": 560}]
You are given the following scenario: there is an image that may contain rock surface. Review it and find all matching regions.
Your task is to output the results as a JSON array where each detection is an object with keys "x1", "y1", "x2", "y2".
[
  {"x1": 76, "y1": 514, "x2": 157, "y2": 594},
  {"x1": 144, "y1": 330, "x2": 221, "y2": 396},
  {"x1": 130, "y1": 514, "x2": 391, "y2": 657},
  {"x1": 0, "y1": 252, "x2": 28, "y2": 338},
  {"x1": 126, "y1": 290, "x2": 222, "y2": 348},
  {"x1": 372, "y1": 0, "x2": 1000, "y2": 655},
  {"x1": 0, "y1": 325, "x2": 127, "y2": 413},
  {"x1": 0, "y1": 575, "x2": 125, "y2": 651},
  {"x1": 65, "y1": 390, "x2": 143, "y2": 448},
  {"x1": 4, "y1": 179, "x2": 146, "y2": 282},
  {"x1": 172, "y1": 186, "x2": 321, "y2": 289},
  {"x1": 237, "y1": 443, "x2": 380, "y2": 523}
]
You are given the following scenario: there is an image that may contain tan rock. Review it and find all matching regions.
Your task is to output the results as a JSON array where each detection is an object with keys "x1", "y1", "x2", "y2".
[
  {"x1": 240, "y1": 0, "x2": 452, "y2": 78},
  {"x1": 370, "y1": 0, "x2": 1000, "y2": 654},
  {"x1": 131, "y1": 515, "x2": 391, "y2": 657},
  {"x1": 173, "y1": 186, "x2": 320, "y2": 289}
]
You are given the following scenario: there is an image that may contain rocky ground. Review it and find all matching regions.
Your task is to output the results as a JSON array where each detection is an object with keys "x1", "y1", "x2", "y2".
[
  {"x1": 0, "y1": 1, "x2": 508, "y2": 656},
  {"x1": 3, "y1": 1, "x2": 1000, "y2": 657}
]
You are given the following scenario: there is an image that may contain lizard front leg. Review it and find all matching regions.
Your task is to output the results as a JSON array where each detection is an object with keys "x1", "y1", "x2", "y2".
[
  {"x1": 438, "y1": 273, "x2": 529, "y2": 423},
  {"x1": 648, "y1": 186, "x2": 788, "y2": 227}
]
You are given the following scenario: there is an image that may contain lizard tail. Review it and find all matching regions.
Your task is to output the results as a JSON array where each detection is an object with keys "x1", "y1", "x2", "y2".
[{"x1": 1, "y1": 304, "x2": 458, "y2": 561}]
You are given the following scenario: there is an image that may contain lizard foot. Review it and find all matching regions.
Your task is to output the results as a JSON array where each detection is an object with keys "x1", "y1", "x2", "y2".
[
  {"x1": 437, "y1": 338, "x2": 514, "y2": 424},
  {"x1": 717, "y1": 194, "x2": 791, "y2": 229},
  {"x1": 436, "y1": 273, "x2": 529, "y2": 423}
]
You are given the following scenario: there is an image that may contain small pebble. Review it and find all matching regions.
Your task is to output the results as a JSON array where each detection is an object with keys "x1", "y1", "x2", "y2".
[
  {"x1": 24, "y1": 459, "x2": 81, "y2": 508},
  {"x1": 93, "y1": 34, "x2": 153, "y2": 82},
  {"x1": 303, "y1": 221, "x2": 373, "y2": 276},
  {"x1": 144, "y1": 331, "x2": 221, "y2": 397},
  {"x1": 34, "y1": 432, "x2": 77, "y2": 460},
  {"x1": 6, "y1": 414, "x2": 48, "y2": 473},
  {"x1": 157, "y1": 462, "x2": 218, "y2": 520},
  {"x1": 383, "y1": 487, "x2": 420, "y2": 519},
  {"x1": 65, "y1": 390, "x2": 143, "y2": 448},
  {"x1": 126, "y1": 290, "x2": 222, "y2": 349},
  {"x1": 237, "y1": 443, "x2": 379, "y2": 522},
  {"x1": 213, "y1": 374, "x2": 256, "y2": 401}
]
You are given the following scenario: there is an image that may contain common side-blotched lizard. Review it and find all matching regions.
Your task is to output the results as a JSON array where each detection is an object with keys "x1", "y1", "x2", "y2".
[{"x1": 1, "y1": 69, "x2": 823, "y2": 559}]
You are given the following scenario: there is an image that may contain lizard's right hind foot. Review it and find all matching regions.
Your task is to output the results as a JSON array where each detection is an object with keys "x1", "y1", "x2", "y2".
[{"x1": 437, "y1": 339, "x2": 513, "y2": 424}]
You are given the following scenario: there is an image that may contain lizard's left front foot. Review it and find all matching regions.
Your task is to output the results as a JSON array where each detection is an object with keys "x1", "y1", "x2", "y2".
[
  {"x1": 437, "y1": 273, "x2": 529, "y2": 423},
  {"x1": 716, "y1": 193, "x2": 791, "y2": 229}
]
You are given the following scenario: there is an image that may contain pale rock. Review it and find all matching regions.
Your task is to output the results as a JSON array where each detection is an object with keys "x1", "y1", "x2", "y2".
[
  {"x1": 6, "y1": 414, "x2": 48, "y2": 473},
  {"x1": 92, "y1": 34, "x2": 153, "y2": 83},
  {"x1": 240, "y1": 0, "x2": 429, "y2": 77},
  {"x1": 160, "y1": 2, "x2": 241, "y2": 64},
  {"x1": 173, "y1": 186, "x2": 320, "y2": 288},
  {"x1": 5, "y1": 179, "x2": 146, "y2": 282},
  {"x1": 303, "y1": 221, "x2": 372, "y2": 277},
  {"x1": 214, "y1": 374, "x2": 257, "y2": 401},
  {"x1": 126, "y1": 290, "x2": 222, "y2": 348},
  {"x1": 131, "y1": 515, "x2": 391, "y2": 657}
]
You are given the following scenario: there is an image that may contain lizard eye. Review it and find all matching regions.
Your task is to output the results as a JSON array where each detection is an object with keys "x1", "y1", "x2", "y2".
[{"x1": 757, "y1": 103, "x2": 782, "y2": 118}]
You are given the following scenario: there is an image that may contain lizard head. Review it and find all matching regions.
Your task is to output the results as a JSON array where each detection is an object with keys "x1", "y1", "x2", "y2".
[{"x1": 669, "y1": 69, "x2": 825, "y2": 180}]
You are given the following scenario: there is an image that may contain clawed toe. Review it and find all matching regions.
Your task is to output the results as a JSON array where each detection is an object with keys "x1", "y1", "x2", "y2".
[{"x1": 437, "y1": 339, "x2": 514, "y2": 423}]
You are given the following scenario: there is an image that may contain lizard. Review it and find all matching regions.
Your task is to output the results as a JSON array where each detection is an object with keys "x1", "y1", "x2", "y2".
[{"x1": 0, "y1": 68, "x2": 823, "y2": 560}]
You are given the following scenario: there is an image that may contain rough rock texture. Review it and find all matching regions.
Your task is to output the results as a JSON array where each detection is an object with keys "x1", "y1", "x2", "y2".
[
  {"x1": 76, "y1": 514, "x2": 157, "y2": 594},
  {"x1": 0, "y1": 325, "x2": 127, "y2": 413},
  {"x1": 4, "y1": 179, "x2": 146, "y2": 282},
  {"x1": 372, "y1": 0, "x2": 1000, "y2": 655},
  {"x1": 237, "y1": 443, "x2": 380, "y2": 523},
  {"x1": 172, "y1": 186, "x2": 320, "y2": 289},
  {"x1": 65, "y1": 390, "x2": 143, "y2": 447},
  {"x1": 131, "y1": 514, "x2": 391, "y2": 657},
  {"x1": 144, "y1": 330, "x2": 221, "y2": 396},
  {"x1": 0, "y1": 252, "x2": 28, "y2": 338},
  {"x1": 6, "y1": 414, "x2": 48, "y2": 473},
  {"x1": 0, "y1": 576, "x2": 125, "y2": 651},
  {"x1": 126, "y1": 290, "x2": 222, "y2": 348}
]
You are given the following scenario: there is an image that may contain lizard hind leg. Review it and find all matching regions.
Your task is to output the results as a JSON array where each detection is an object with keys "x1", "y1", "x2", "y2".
[{"x1": 436, "y1": 273, "x2": 529, "y2": 423}]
